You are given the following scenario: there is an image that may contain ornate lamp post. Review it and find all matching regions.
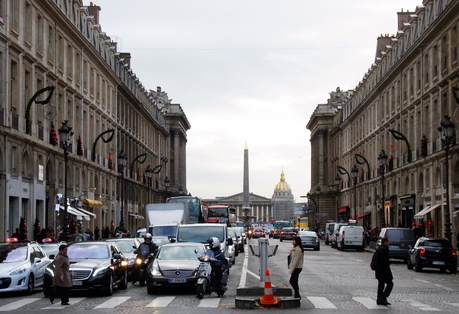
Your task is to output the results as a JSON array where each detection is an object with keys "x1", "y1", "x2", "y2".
[
  {"x1": 335, "y1": 174, "x2": 341, "y2": 191},
  {"x1": 163, "y1": 176, "x2": 170, "y2": 202},
  {"x1": 58, "y1": 120, "x2": 73, "y2": 242},
  {"x1": 351, "y1": 165, "x2": 358, "y2": 219},
  {"x1": 118, "y1": 150, "x2": 127, "y2": 230},
  {"x1": 438, "y1": 115, "x2": 455, "y2": 242},
  {"x1": 145, "y1": 165, "x2": 153, "y2": 187},
  {"x1": 378, "y1": 150, "x2": 388, "y2": 228}
]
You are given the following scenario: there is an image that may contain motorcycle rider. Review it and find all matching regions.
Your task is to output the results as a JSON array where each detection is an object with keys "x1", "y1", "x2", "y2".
[
  {"x1": 206, "y1": 237, "x2": 227, "y2": 297},
  {"x1": 135, "y1": 233, "x2": 158, "y2": 256}
]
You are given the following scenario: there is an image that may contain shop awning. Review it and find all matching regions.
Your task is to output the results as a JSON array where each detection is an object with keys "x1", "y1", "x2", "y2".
[
  {"x1": 59, "y1": 205, "x2": 90, "y2": 221},
  {"x1": 82, "y1": 199, "x2": 103, "y2": 207},
  {"x1": 128, "y1": 213, "x2": 145, "y2": 219},
  {"x1": 414, "y1": 204, "x2": 442, "y2": 218},
  {"x1": 357, "y1": 212, "x2": 370, "y2": 220},
  {"x1": 76, "y1": 207, "x2": 97, "y2": 219},
  {"x1": 338, "y1": 206, "x2": 349, "y2": 213}
]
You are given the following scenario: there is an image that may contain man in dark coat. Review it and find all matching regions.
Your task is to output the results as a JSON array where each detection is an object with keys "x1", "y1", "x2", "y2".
[
  {"x1": 50, "y1": 244, "x2": 72, "y2": 305},
  {"x1": 373, "y1": 237, "x2": 393, "y2": 305}
]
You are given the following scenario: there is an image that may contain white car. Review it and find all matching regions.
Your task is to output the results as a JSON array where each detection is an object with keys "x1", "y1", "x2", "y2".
[{"x1": 0, "y1": 242, "x2": 51, "y2": 294}]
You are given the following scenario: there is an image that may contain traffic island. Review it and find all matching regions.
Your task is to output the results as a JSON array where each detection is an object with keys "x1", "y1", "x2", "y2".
[{"x1": 235, "y1": 295, "x2": 301, "y2": 309}]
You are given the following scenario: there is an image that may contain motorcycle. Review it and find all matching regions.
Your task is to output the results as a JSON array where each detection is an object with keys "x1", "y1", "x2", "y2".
[
  {"x1": 134, "y1": 243, "x2": 155, "y2": 286},
  {"x1": 196, "y1": 255, "x2": 228, "y2": 299}
]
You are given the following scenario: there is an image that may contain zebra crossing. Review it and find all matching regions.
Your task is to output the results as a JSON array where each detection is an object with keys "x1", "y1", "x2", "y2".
[{"x1": 0, "y1": 295, "x2": 452, "y2": 311}]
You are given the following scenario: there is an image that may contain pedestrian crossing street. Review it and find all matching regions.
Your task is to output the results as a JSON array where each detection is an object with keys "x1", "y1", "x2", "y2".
[{"x1": 0, "y1": 295, "x2": 457, "y2": 311}]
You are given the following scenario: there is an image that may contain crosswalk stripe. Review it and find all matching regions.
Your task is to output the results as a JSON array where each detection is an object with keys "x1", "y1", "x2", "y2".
[
  {"x1": 307, "y1": 296, "x2": 337, "y2": 309},
  {"x1": 146, "y1": 296, "x2": 175, "y2": 307},
  {"x1": 353, "y1": 297, "x2": 388, "y2": 310},
  {"x1": 406, "y1": 300, "x2": 442, "y2": 311},
  {"x1": 197, "y1": 298, "x2": 221, "y2": 308},
  {"x1": 0, "y1": 298, "x2": 41, "y2": 311},
  {"x1": 42, "y1": 297, "x2": 86, "y2": 309},
  {"x1": 94, "y1": 296, "x2": 131, "y2": 309}
]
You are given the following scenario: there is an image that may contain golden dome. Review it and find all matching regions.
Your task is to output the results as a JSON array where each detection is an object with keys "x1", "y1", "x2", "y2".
[{"x1": 274, "y1": 171, "x2": 291, "y2": 191}]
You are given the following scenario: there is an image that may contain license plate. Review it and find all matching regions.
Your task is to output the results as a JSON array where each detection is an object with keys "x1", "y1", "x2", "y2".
[
  {"x1": 72, "y1": 281, "x2": 83, "y2": 286},
  {"x1": 0, "y1": 280, "x2": 2, "y2": 285},
  {"x1": 168, "y1": 278, "x2": 187, "y2": 283},
  {"x1": 432, "y1": 261, "x2": 445, "y2": 265}
]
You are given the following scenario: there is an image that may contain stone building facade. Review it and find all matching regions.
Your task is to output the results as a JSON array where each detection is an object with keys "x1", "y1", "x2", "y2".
[
  {"x1": 0, "y1": 1, "x2": 190, "y2": 241},
  {"x1": 307, "y1": 0, "x2": 459, "y2": 242}
]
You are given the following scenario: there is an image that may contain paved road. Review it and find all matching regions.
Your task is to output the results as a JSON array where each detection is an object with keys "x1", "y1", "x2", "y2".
[{"x1": 1, "y1": 238, "x2": 459, "y2": 313}]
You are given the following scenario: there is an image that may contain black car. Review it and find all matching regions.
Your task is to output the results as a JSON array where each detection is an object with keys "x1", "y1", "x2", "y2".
[
  {"x1": 105, "y1": 238, "x2": 141, "y2": 281},
  {"x1": 280, "y1": 228, "x2": 297, "y2": 242},
  {"x1": 298, "y1": 231, "x2": 320, "y2": 251},
  {"x1": 43, "y1": 241, "x2": 129, "y2": 296},
  {"x1": 407, "y1": 237, "x2": 457, "y2": 273},
  {"x1": 376, "y1": 227, "x2": 416, "y2": 261}
]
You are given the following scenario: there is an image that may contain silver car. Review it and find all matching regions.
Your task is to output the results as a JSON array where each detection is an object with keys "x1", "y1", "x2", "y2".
[{"x1": 146, "y1": 242, "x2": 206, "y2": 294}]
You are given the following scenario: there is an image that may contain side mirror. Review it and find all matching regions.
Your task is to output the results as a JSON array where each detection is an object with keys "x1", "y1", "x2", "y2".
[
  {"x1": 113, "y1": 253, "x2": 122, "y2": 259},
  {"x1": 49, "y1": 254, "x2": 55, "y2": 259}
]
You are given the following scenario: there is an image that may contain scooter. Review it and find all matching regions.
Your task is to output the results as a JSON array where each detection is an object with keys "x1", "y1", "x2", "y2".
[
  {"x1": 134, "y1": 243, "x2": 155, "y2": 286},
  {"x1": 196, "y1": 255, "x2": 228, "y2": 299}
]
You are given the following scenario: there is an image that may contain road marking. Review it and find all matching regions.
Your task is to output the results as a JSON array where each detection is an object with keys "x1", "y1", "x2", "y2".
[
  {"x1": 238, "y1": 246, "x2": 249, "y2": 288},
  {"x1": 353, "y1": 297, "x2": 388, "y2": 310},
  {"x1": 445, "y1": 302, "x2": 459, "y2": 307},
  {"x1": 0, "y1": 298, "x2": 40, "y2": 311},
  {"x1": 307, "y1": 296, "x2": 337, "y2": 309},
  {"x1": 42, "y1": 297, "x2": 86, "y2": 309},
  {"x1": 406, "y1": 299, "x2": 442, "y2": 311},
  {"x1": 433, "y1": 283, "x2": 454, "y2": 291},
  {"x1": 94, "y1": 296, "x2": 131, "y2": 308},
  {"x1": 414, "y1": 278, "x2": 431, "y2": 284},
  {"x1": 197, "y1": 298, "x2": 221, "y2": 307},
  {"x1": 146, "y1": 296, "x2": 175, "y2": 307}
]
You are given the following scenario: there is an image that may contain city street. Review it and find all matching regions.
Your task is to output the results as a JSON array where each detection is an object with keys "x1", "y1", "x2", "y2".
[{"x1": 1, "y1": 238, "x2": 459, "y2": 313}]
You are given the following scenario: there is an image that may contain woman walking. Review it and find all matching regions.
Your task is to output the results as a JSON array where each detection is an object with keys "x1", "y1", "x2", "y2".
[
  {"x1": 50, "y1": 244, "x2": 72, "y2": 305},
  {"x1": 288, "y1": 236, "x2": 304, "y2": 299}
]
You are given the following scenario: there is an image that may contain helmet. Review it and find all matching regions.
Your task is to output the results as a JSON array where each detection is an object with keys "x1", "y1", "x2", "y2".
[
  {"x1": 207, "y1": 237, "x2": 220, "y2": 248},
  {"x1": 144, "y1": 233, "x2": 152, "y2": 240}
]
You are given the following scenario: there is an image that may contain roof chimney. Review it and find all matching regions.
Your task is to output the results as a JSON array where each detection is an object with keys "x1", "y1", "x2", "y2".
[
  {"x1": 375, "y1": 35, "x2": 393, "y2": 59},
  {"x1": 88, "y1": 2, "x2": 101, "y2": 25},
  {"x1": 397, "y1": 10, "x2": 411, "y2": 31},
  {"x1": 119, "y1": 52, "x2": 131, "y2": 68}
]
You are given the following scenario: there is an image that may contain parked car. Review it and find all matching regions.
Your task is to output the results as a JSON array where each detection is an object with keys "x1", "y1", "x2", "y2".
[
  {"x1": 336, "y1": 225, "x2": 365, "y2": 251},
  {"x1": 280, "y1": 228, "x2": 297, "y2": 242},
  {"x1": 146, "y1": 242, "x2": 206, "y2": 294},
  {"x1": 105, "y1": 238, "x2": 141, "y2": 281},
  {"x1": 0, "y1": 242, "x2": 51, "y2": 294},
  {"x1": 253, "y1": 229, "x2": 265, "y2": 238},
  {"x1": 376, "y1": 227, "x2": 416, "y2": 261},
  {"x1": 43, "y1": 241, "x2": 128, "y2": 296},
  {"x1": 407, "y1": 237, "x2": 457, "y2": 273},
  {"x1": 298, "y1": 231, "x2": 320, "y2": 251},
  {"x1": 329, "y1": 222, "x2": 348, "y2": 248}
]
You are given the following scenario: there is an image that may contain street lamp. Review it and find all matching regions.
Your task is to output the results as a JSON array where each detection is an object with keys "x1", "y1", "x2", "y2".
[
  {"x1": 378, "y1": 150, "x2": 388, "y2": 228},
  {"x1": 315, "y1": 185, "x2": 321, "y2": 231},
  {"x1": 163, "y1": 176, "x2": 170, "y2": 202},
  {"x1": 351, "y1": 165, "x2": 358, "y2": 219},
  {"x1": 118, "y1": 150, "x2": 127, "y2": 230},
  {"x1": 145, "y1": 165, "x2": 153, "y2": 187},
  {"x1": 334, "y1": 174, "x2": 341, "y2": 191},
  {"x1": 58, "y1": 120, "x2": 73, "y2": 242},
  {"x1": 438, "y1": 115, "x2": 455, "y2": 242}
]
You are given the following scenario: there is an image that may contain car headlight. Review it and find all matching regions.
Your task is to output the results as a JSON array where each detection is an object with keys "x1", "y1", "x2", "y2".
[
  {"x1": 151, "y1": 265, "x2": 161, "y2": 276},
  {"x1": 10, "y1": 268, "x2": 27, "y2": 276},
  {"x1": 45, "y1": 268, "x2": 54, "y2": 277},
  {"x1": 120, "y1": 260, "x2": 128, "y2": 267},
  {"x1": 92, "y1": 267, "x2": 109, "y2": 277}
]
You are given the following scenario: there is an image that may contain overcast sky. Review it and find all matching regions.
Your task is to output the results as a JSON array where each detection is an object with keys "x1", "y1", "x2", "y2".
[{"x1": 92, "y1": 0, "x2": 421, "y2": 202}]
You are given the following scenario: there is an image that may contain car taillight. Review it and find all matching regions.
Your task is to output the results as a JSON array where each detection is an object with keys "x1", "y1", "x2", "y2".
[
  {"x1": 315, "y1": 237, "x2": 319, "y2": 242},
  {"x1": 452, "y1": 251, "x2": 457, "y2": 257},
  {"x1": 342, "y1": 231, "x2": 345, "y2": 241},
  {"x1": 281, "y1": 232, "x2": 285, "y2": 235},
  {"x1": 419, "y1": 248, "x2": 425, "y2": 257}
]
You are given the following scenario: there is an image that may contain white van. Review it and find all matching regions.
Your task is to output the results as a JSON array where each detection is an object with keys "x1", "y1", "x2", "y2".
[
  {"x1": 336, "y1": 225, "x2": 365, "y2": 251},
  {"x1": 329, "y1": 222, "x2": 348, "y2": 248}
]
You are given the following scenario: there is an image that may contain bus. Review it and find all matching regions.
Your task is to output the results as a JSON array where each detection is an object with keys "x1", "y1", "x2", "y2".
[
  {"x1": 167, "y1": 196, "x2": 207, "y2": 223},
  {"x1": 273, "y1": 220, "x2": 292, "y2": 231},
  {"x1": 207, "y1": 205, "x2": 236, "y2": 225}
]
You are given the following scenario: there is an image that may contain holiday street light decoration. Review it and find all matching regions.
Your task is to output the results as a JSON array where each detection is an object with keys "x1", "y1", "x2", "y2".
[
  {"x1": 438, "y1": 115, "x2": 455, "y2": 243},
  {"x1": 58, "y1": 120, "x2": 73, "y2": 241}
]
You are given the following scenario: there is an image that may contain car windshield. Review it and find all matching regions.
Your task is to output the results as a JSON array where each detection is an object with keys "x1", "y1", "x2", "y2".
[
  {"x1": 178, "y1": 226, "x2": 224, "y2": 243},
  {"x1": 299, "y1": 232, "x2": 316, "y2": 237},
  {"x1": 68, "y1": 244, "x2": 109, "y2": 259},
  {"x1": 110, "y1": 240, "x2": 136, "y2": 253},
  {"x1": 41, "y1": 245, "x2": 59, "y2": 257},
  {"x1": 151, "y1": 226, "x2": 178, "y2": 237},
  {"x1": 387, "y1": 229, "x2": 415, "y2": 242},
  {"x1": 0, "y1": 246, "x2": 28, "y2": 263},
  {"x1": 424, "y1": 239, "x2": 452, "y2": 248},
  {"x1": 152, "y1": 237, "x2": 170, "y2": 246},
  {"x1": 158, "y1": 245, "x2": 204, "y2": 260}
]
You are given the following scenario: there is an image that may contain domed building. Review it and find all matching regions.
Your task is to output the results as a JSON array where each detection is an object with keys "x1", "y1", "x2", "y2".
[{"x1": 271, "y1": 171, "x2": 295, "y2": 221}]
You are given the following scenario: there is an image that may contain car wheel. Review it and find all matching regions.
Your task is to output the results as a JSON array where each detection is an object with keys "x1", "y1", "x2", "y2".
[
  {"x1": 147, "y1": 285, "x2": 156, "y2": 295},
  {"x1": 118, "y1": 270, "x2": 128, "y2": 290},
  {"x1": 26, "y1": 274, "x2": 34, "y2": 295},
  {"x1": 450, "y1": 266, "x2": 457, "y2": 274},
  {"x1": 235, "y1": 249, "x2": 239, "y2": 257},
  {"x1": 103, "y1": 273, "x2": 114, "y2": 296},
  {"x1": 280, "y1": 238, "x2": 283, "y2": 242},
  {"x1": 414, "y1": 258, "x2": 422, "y2": 272},
  {"x1": 440, "y1": 267, "x2": 446, "y2": 273},
  {"x1": 314, "y1": 247, "x2": 319, "y2": 251}
]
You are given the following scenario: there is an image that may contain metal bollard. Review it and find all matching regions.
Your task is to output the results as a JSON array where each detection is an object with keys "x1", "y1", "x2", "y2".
[{"x1": 258, "y1": 238, "x2": 269, "y2": 285}]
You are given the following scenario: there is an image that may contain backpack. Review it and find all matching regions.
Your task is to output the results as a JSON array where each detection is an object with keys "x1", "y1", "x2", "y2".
[{"x1": 370, "y1": 251, "x2": 378, "y2": 270}]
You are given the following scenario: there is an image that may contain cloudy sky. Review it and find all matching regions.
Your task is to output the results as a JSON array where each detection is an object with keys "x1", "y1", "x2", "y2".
[{"x1": 92, "y1": 0, "x2": 421, "y2": 202}]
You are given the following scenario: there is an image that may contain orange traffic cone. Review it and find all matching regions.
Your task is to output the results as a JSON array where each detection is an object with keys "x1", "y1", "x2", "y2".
[{"x1": 259, "y1": 269, "x2": 279, "y2": 306}]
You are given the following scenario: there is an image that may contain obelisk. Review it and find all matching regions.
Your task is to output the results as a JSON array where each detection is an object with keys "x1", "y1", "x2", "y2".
[{"x1": 242, "y1": 143, "x2": 250, "y2": 214}]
